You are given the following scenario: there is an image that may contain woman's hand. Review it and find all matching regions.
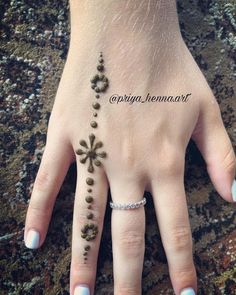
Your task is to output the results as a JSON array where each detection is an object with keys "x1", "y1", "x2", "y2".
[{"x1": 24, "y1": 1, "x2": 236, "y2": 294}]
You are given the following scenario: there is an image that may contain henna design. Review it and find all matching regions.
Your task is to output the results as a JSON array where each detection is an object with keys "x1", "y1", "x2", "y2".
[
  {"x1": 84, "y1": 245, "x2": 91, "y2": 251},
  {"x1": 81, "y1": 224, "x2": 99, "y2": 241},
  {"x1": 86, "y1": 177, "x2": 94, "y2": 185},
  {"x1": 76, "y1": 134, "x2": 107, "y2": 173},
  {"x1": 92, "y1": 102, "x2": 100, "y2": 109},
  {"x1": 90, "y1": 121, "x2": 98, "y2": 128},
  {"x1": 85, "y1": 196, "x2": 94, "y2": 203},
  {"x1": 90, "y1": 73, "x2": 109, "y2": 93},
  {"x1": 87, "y1": 212, "x2": 94, "y2": 219},
  {"x1": 77, "y1": 52, "x2": 109, "y2": 262}
]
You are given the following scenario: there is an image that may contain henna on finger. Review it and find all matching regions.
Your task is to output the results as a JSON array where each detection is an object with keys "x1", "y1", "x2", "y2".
[{"x1": 75, "y1": 52, "x2": 109, "y2": 263}]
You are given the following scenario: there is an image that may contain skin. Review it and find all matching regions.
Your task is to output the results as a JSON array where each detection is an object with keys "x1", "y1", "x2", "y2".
[{"x1": 24, "y1": 0, "x2": 236, "y2": 294}]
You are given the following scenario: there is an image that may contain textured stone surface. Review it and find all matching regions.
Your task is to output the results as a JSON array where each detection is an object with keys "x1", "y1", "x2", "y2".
[{"x1": 0, "y1": 0, "x2": 236, "y2": 294}]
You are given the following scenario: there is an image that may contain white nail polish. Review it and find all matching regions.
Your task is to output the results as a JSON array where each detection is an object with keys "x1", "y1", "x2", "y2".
[
  {"x1": 25, "y1": 229, "x2": 40, "y2": 249},
  {"x1": 180, "y1": 287, "x2": 195, "y2": 295},
  {"x1": 74, "y1": 285, "x2": 90, "y2": 295},
  {"x1": 231, "y1": 179, "x2": 236, "y2": 202}
]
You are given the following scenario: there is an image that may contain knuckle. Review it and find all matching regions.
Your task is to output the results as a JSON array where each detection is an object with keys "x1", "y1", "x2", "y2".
[
  {"x1": 71, "y1": 261, "x2": 93, "y2": 273},
  {"x1": 117, "y1": 230, "x2": 144, "y2": 253},
  {"x1": 222, "y1": 145, "x2": 236, "y2": 174},
  {"x1": 177, "y1": 267, "x2": 196, "y2": 281},
  {"x1": 171, "y1": 265, "x2": 196, "y2": 285},
  {"x1": 28, "y1": 202, "x2": 51, "y2": 216},
  {"x1": 167, "y1": 226, "x2": 192, "y2": 252},
  {"x1": 120, "y1": 138, "x2": 137, "y2": 170},
  {"x1": 156, "y1": 145, "x2": 184, "y2": 178},
  {"x1": 115, "y1": 286, "x2": 141, "y2": 295},
  {"x1": 70, "y1": 261, "x2": 94, "y2": 282},
  {"x1": 34, "y1": 165, "x2": 52, "y2": 191}
]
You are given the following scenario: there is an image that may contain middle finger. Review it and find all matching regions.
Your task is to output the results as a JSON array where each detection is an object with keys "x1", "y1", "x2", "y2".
[{"x1": 70, "y1": 161, "x2": 108, "y2": 295}]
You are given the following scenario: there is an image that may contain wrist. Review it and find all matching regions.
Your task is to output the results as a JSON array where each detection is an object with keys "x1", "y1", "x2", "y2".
[{"x1": 69, "y1": 0, "x2": 181, "y2": 47}]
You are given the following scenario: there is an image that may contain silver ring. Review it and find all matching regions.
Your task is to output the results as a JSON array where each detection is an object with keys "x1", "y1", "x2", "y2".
[{"x1": 110, "y1": 197, "x2": 146, "y2": 210}]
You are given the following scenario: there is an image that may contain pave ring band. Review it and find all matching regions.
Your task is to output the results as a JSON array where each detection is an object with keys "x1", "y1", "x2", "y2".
[{"x1": 110, "y1": 197, "x2": 146, "y2": 210}]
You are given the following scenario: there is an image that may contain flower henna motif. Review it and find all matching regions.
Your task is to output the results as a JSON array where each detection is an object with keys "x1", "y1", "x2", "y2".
[
  {"x1": 76, "y1": 133, "x2": 107, "y2": 173},
  {"x1": 90, "y1": 73, "x2": 109, "y2": 93},
  {"x1": 81, "y1": 223, "x2": 99, "y2": 241}
]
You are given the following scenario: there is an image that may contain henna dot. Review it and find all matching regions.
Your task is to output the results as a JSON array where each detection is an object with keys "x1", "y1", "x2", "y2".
[
  {"x1": 76, "y1": 149, "x2": 84, "y2": 155},
  {"x1": 90, "y1": 121, "x2": 98, "y2": 128},
  {"x1": 95, "y1": 87, "x2": 100, "y2": 93},
  {"x1": 93, "y1": 112, "x2": 97, "y2": 117},
  {"x1": 89, "y1": 133, "x2": 95, "y2": 142},
  {"x1": 87, "y1": 188, "x2": 92, "y2": 193},
  {"x1": 83, "y1": 252, "x2": 88, "y2": 256},
  {"x1": 97, "y1": 64, "x2": 104, "y2": 71},
  {"x1": 94, "y1": 159, "x2": 101, "y2": 166},
  {"x1": 92, "y1": 102, "x2": 100, "y2": 110},
  {"x1": 79, "y1": 140, "x2": 87, "y2": 147},
  {"x1": 99, "y1": 151, "x2": 107, "y2": 158},
  {"x1": 95, "y1": 141, "x2": 103, "y2": 148},
  {"x1": 96, "y1": 94, "x2": 100, "y2": 99},
  {"x1": 85, "y1": 196, "x2": 94, "y2": 203},
  {"x1": 81, "y1": 225, "x2": 88, "y2": 233},
  {"x1": 91, "y1": 74, "x2": 98, "y2": 83},
  {"x1": 87, "y1": 212, "x2": 94, "y2": 219},
  {"x1": 84, "y1": 245, "x2": 91, "y2": 251},
  {"x1": 86, "y1": 177, "x2": 94, "y2": 185},
  {"x1": 88, "y1": 167, "x2": 94, "y2": 173},
  {"x1": 87, "y1": 205, "x2": 92, "y2": 209},
  {"x1": 99, "y1": 58, "x2": 104, "y2": 63}
]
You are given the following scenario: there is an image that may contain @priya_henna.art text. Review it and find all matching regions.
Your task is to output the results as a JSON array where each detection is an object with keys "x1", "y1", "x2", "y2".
[{"x1": 75, "y1": 52, "x2": 108, "y2": 263}]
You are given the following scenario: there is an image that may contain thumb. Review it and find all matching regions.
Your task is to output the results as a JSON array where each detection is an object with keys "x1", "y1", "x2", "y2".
[{"x1": 191, "y1": 96, "x2": 236, "y2": 203}]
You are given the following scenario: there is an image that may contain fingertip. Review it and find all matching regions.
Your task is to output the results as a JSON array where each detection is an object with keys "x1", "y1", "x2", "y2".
[
  {"x1": 74, "y1": 284, "x2": 90, "y2": 295},
  {"x1": 24, "y1": 228, "x2": 41, "y2": 249},
  {"x1": 231, "y1": 179, "x2": 236, "y2": 202},
  {"x1": 180, "y1": 287, "x2": 196, "y2": 295}
]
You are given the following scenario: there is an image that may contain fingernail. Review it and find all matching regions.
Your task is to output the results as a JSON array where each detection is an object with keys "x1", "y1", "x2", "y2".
[
  {"x1": 74, "y1": 284, "x2": 90, "y2": 295},
  {"x1": 231, "y1": 179, "x2": 236, "y2": 202},
  {"x1": 180, "y1": 287, "x2": 195, "y2": 295},
  {"x1": 25, "y1": 229, "x2": 40, "y2": 249}
]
